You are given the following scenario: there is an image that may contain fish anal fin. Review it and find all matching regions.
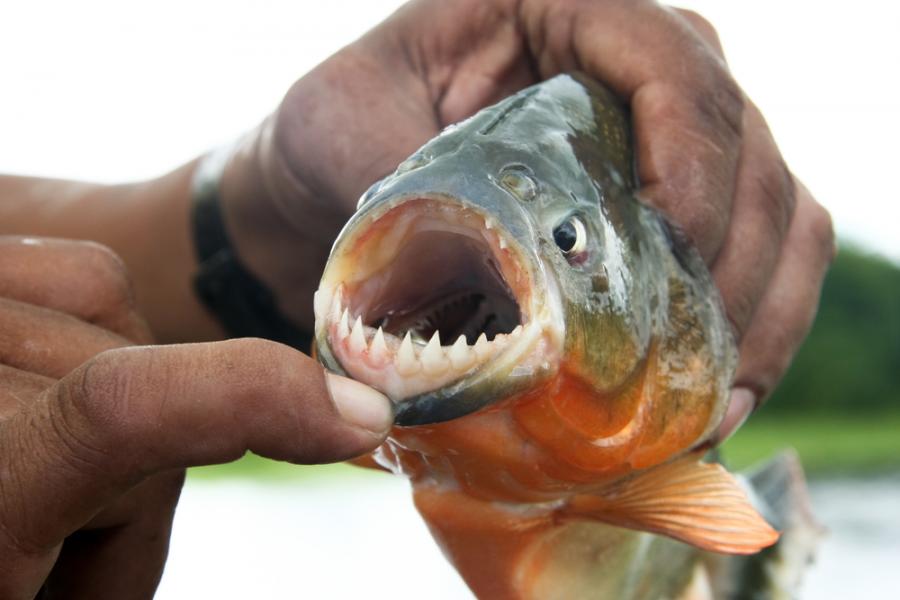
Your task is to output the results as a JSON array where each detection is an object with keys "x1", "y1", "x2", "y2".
[{"x1": 563, "y1": 455, "x2": 779, "y2": 555}]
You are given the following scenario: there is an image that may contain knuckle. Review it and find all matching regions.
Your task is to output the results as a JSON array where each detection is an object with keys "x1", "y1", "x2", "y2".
[
  {"x1": 693, "y1": 69, "x2": 745, "y2": 142},
  {"x1": 678, "y1": 194, "x2": 730, "y2": 260},
  {"x1": 49, "y1": 378, "x2": 117, "y2": 479},
  {"x1": 725, "y1": 290, "x2": 756, "y2": 340},
  {"x1": 676, "y1": 8, "x2": 722, "y2": 47},
  {"x1": 807, "y1": 202, "x2": 836, "y2": 261},
  {"x1": 78, "y1": 242, "x2": 137, "y2": 319},
  {"x1": 755, "y1": 159, "x2": 797, "y2": 239},
  {"x1": 62, "y1": 349, "x2": 145, "y2": 472}
]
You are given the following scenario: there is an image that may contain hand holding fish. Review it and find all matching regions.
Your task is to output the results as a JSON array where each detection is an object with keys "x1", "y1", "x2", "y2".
[
  {"x1": 0, "y1": 237, "x2": 391, "y2": 599},
  {"x1": 216, "y1": 0, "x2": 834, "y2": 438}
]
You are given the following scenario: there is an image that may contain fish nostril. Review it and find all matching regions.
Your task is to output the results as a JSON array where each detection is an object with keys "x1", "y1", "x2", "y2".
[
  {"x1": 498, "y1": 164, "x2": 537, "y2": 202},
  {"x1": 396, "y1": 152, "x2": 432, "y2": 175}
]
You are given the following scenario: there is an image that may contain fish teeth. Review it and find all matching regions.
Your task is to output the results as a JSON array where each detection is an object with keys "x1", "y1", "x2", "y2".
[
  {"x1": 474, "y1": 332, "x2": 491, "y2": 359},
  {"x1": 499, "y1": 237, "x2": 508, "y2": 250},
  {"x1": 313, "y1": 287, "x2": 332, "y2": 322},
  {"x1": 396, "y1": 332, "x2": 420, "y2": 376},
  {"x1": 338, "y1": 307, "x2": 350, "y2": 339},
  {"x1": 349, "y1": 316, "x2": 367, "y2": 354},
  {"x1": 484, "y1": 217, "x2": 494, "y2": 230},
  {"x1": 369, "y1": 327, "x2": 389, "y2": 362},
  {"x1": 510, "y1": 325, "x2": 523, "y2": 338},
  {"x1": 449, "y1": 335, "x2": 477, "y2": 371},
  {"x1": 421, "y1": 331, "x2": 449, "y2": 375},
  {"x1": 331, "y1": 284, "x2": 346, "y2": 322}
]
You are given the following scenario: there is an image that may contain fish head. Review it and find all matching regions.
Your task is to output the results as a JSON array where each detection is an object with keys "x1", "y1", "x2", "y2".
[{"x1": 313, "y1": 74, "x2": 695, "y2": 430}]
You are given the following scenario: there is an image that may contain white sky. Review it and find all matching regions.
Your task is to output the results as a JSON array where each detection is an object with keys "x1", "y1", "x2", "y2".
[{"x1": 2, "y1": 0, "x2": 899, "y2": 262}]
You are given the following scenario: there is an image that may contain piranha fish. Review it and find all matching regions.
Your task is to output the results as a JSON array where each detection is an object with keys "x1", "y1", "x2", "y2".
[{"x1": 313, "y1": 74, "x2": 819, "y2": 599}]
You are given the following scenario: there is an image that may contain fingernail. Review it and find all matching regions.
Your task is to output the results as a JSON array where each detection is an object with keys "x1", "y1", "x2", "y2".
[
  {"x1": 325, "y1": 372, "x2": 393, "y2": 434},
  {"x1": 717, "y1": 387, "x2": 756, "y2": 443}
]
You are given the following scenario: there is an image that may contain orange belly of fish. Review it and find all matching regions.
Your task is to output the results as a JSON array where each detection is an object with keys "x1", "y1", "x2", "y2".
[
  {"x1": 382, "y1": 351, "x2": 716, "y2": 503},
  {"x1": 362, "y1": 350, "x2": 773, "y2": 600}
]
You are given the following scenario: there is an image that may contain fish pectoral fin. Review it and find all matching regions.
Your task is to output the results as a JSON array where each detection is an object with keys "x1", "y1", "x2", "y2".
[{"x1": 563, "y1": 455, "x2": 780, "y2": 555}]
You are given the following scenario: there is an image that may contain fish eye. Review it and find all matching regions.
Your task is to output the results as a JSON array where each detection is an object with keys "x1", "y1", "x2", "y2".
[{"x1": 553, "y1": 216, "x2": 587, "y2": 262}]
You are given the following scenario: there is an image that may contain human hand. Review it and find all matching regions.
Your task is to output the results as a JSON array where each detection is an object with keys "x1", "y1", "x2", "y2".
[
  {"x1": 0, "y1": 237, "x2": 392, "y2": 599},
  {"x1": 215, "y1": 0, "x2": 833, "y2": 438}
]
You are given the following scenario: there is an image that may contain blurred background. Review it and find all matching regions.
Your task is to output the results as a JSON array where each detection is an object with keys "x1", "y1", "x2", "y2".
[{"x1": 2, "y1": 0, "x2": 898, "y2": 597}]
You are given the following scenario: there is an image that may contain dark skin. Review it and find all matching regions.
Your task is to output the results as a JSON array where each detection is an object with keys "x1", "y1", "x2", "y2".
[
  {"x1": 0, "y1": 1, "x2": 834, "y2": 597},
  {"x1": 0, "y1": 238, "x2": 392, "y2": 598}
]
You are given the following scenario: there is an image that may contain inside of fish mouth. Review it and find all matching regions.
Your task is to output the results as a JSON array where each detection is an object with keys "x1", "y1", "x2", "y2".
[{"x1": 358, "y1": 230, "x2": 522, "y2": 344}]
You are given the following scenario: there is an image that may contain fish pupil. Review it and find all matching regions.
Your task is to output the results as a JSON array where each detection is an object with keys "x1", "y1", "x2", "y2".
[{"x1": 553, "y1": 220, "x2": 578, "y2": 253}]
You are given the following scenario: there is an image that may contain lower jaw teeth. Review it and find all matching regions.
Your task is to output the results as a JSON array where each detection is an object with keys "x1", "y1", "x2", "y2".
[{"x1": 331, "y1": 301, "x2": 524, "y2": 378}]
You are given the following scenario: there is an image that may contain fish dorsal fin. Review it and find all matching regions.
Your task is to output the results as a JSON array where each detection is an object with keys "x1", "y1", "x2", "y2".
[{"x1": 564, "y1": 454, "x2": 779, "y2": 554}]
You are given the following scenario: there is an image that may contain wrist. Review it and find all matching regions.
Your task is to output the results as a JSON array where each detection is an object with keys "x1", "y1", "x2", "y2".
[
  {"x1": 121, "y1": 165, "x2": 226, "y2": 343},
  {"x1": 215, "y1": 113, "x2": 346, "y2": 334},
  {"x1": 0, "y1": 171, "x2": 223, "y2": 343}
]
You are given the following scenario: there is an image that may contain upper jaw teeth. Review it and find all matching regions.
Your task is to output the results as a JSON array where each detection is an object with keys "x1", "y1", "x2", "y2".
[{"x1": 313, "y1": 283, "x2": 530, "y2": 401}]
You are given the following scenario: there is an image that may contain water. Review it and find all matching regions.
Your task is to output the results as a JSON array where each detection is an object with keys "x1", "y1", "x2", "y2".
[
  {"x1": 156, "y1": 474, "x2": 900, "y2": 599},
  {"x1": 801, "y1": 476, "x2": 900, "y2": 599}
]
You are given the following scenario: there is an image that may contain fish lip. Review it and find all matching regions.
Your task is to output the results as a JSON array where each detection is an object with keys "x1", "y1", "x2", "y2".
[
  {"x1": 315, "y1": 193, "x2": 565, "y2": 426},
  {"x1": 391, "y1": 316, "x2": 556, "y2": 426}
]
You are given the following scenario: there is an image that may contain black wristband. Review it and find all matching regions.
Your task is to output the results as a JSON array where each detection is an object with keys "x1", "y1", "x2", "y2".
[{"x1": 191, "y1": 147, "x2": 312, "y2": 350}]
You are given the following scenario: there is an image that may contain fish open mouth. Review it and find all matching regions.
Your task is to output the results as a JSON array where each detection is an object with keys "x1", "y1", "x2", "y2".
[{"x1": 314, "y1": 197, "x2": 554, "y2": 406}]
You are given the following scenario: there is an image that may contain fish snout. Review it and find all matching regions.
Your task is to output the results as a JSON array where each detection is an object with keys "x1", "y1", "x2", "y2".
[{"x1": 314, "y1": 168, "x2": 563, "y2": 425}]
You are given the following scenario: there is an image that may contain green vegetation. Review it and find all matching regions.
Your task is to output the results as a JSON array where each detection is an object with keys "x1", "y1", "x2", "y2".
[
  {"x1": 187, "y1": 246, "x2": 900, "y2": 482},
  {"x1": 721, "y1": 245, "x2": 900, "y2": 476},
  {"x1": 764, "y1": 246, "x2": 900, "y2": 416},
  {"x1": 723, "y1": 412, "x2": 900, "y2": 475}
]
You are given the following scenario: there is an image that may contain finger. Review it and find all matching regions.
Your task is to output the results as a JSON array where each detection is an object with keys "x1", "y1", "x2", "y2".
[
  {"x1": 711, "y1": 102, "x2": 797, "y2": 338},
  {"x1": 673, "y1": 8, "x2": 726, "y2": 57},
  {"x1": 673, "y1": 9, "x2": 798, "y2": 338},
  {"x1": 669, "y1": 8, "x2": 800, "y2": 442},
  {"x1": 725, "y1": 181, "x2": 835, "y2": 422},
  {"x1": 0, "y1": 365, "x2": 53, "y2": 418},
  {"x1": 521, "y1": 0, "x2": 744, "y2": 261},
  {"x1": 0, "y1": 297, "x2": 131, "y2": 378},
  {"x1": 40, "y1": 471, "x2": 185, "y2": 600},
  {"x1": 0, "y1": 338, "x2": 392, "y2": 594},
  {"x1": 714, "y1": 387, "x2": 755, "y2": 444},
  {"x1": 0, "y1": 237, "x2": 152, "y2": 344}
]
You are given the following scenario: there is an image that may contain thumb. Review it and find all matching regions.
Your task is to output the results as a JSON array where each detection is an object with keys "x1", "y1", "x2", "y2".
[{"x1": 0, "y1": 338, "x2": 392, "y2": 594}]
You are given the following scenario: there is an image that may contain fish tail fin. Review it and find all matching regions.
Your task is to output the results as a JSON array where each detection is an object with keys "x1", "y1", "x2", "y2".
[{"x1": 706, "y1": 450, "x2": 825, "y2": 599}]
